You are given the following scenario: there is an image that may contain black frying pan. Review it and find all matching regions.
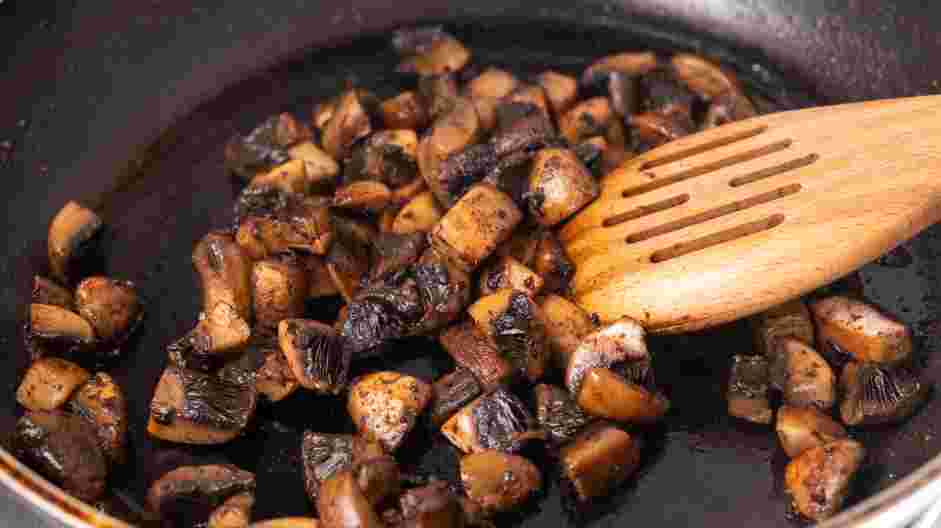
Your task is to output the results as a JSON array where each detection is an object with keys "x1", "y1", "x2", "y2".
[{"x1": 2, "y1": 1, "x2": 941, "y2": 526}]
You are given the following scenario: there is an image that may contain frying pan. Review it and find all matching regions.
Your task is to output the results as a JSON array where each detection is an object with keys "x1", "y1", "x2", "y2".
[{"x1": 2, "y1": 1, "x2": 941, "y2": 526}]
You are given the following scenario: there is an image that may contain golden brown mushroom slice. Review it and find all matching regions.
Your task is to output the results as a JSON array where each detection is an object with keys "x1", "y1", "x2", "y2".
[
  {"x1": 74, "y1": 276, "x2": 143, "y2": 344},
  {"x1": 417, "y1": 73, "x2": 461, "y2": 121},
  {"x1": 208, "y1": 491, "x2": 255, "y2": 528},
  {"x1": 322, "y1": 89, "x2": 374, "y2": 161},
  {"x1": 392, "y1": 191, "x2": 443, "y2": 235},
  {"x1": 381, "y1": 90, "x2": 430, "y2": 131},
  {"x1": 27, "y1": 303, "x2": 95, "y2": 356},
  {"x1": 193, "y1": 231, "x2": 254, "y2": 320},
  {"x1": 461, "y1": 450, "x2": 541, "y2": 515},
  {"x1": 750, "y1": 298, "x2": 815, "y2": 358},
  {"x1": 811, "y1": 296, "x2": 912, "y2": 364},
  {"x1": 727, "y1": 354, "x2": 772, "y2": 425},
  {"x1": 558, "y1": 97, "x2": 614, "y2": 145},
  {"x1": 577, "y1": 368, "x2": 670, "y2": 424},
  {"x1": 250, "y1": 518, "x2": 321, "y2": 528},
  {"x1": 69, "y1": 372, "x2": 128, "y2": 465},
  {"x1": 32, "y1": 275, "x2": 73, "y2": 308},
  {"x1": 393, "y1": 26, "x2": 471, "y2": 76},
  {"x1": 468, "y1": 289, "x2": 550, "y2": 383},
  {"x1": 288, "y1": 141, "x2": 340, "y2": 193},
  {"x1": 536, "y1": 71, "x2": 579, "y2": 119},
  {"x1": 13, "y1": 410, "x2": 108, "y2": 502},
  {"x1": 439, "y1": 320, "x2": 515, "y2": 390},
  {"x1": 785, "y1": 439, "x2": 865, "y2": 521},
  {"x1": 301, "y1": 431, "x2": 385, "y2": 503},
  {"x1": 776, "y1": 405, "x2": 847, "y2": 458},
  {"x1": 146, "y1": 464, "x2": 256, "y2": 526},
  {"x1": 534, "y1": 383, "x2": 592, "y2": 445},
  {"x1": 428, "y1": 369, "x2": 483, "y2": 428},
  {"x1": 148, "y1": 365, "x2": 257, "y2": 444},
  {"x1": 478, "y1": 256, "x2": 544, "y2": 298},
  {"x1": 348, "y1": 371, "x2": 431, "y2": 452},
  {"x1": 559, "y1": 422, "x2": 642, "y2": 503},
  {"x1": 277, "y1": 319, "x2": 351, "y2": 394},
  {"x1": 581, "y1": 51, "x2": 660, "y2": 86},
  {"x1": 252, "y1": 256, "x2": 309, "y2": 332},
  {"x1": 840, "y1": 362, "x2": 928, "y2": 426},
  {"x1": 47, "y1": 201, "x2": 104, "y2": 283},
  {"x1": 254, "y1": 335, "x2": 299, "y2": 402},
  {"x1": 538, "y1": 294, "x2": 596, "y2": 370},
  {"x1": 527, "y1": 148, "x2": 600, "y2": 227},
  {"x1": 770, "y1": 338, "x2": 836, "y2": 411},
  {"x1": 441, "y1": 387, "x2": 540, "y2": 454},
  {"x1": 399, "y1": 481, "x2": 465, "y2": 528},
  {"x1": 317, "y1": 468, "x2": 384, "y2": 528},
  {"x1": 16, "y1": 357, "x2": 90, "y2": 412},
  {"x1": 418, "y1": 97, "x2": 481, "y2": 206}
]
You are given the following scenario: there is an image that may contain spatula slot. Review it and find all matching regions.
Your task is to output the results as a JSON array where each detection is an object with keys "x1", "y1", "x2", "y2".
[
  {"x1": 625, "y1": 183, "x2": 801, "y2": 243},
  {"x1": 641, "y1": 125, "x2": 768, "y2": 170},
  {"x1": 650, "y1": 214, "x2": 786, "y2": 263},
  {"x1": 729, "y1": 153, "x2": 819, "y2": 187},
  {"x1": 622, "y1": 139, "x2": 793, "y2": 199},
  {"x1": 602, "y1": 194, "x2": 690, "y2": 227}
]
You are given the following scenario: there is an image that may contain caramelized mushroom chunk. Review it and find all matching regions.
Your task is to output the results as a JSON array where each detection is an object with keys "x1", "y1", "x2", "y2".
[
  {"x1": 441, "y1": 388, "x2": 540, "y2": 454},
  {"x1": 727, "y1": 354, "x2": 772, "y2": 425},
  {"x1": 323, "y1": 89, "x2": 374, "y2": 161},
  {"x1": 840, "y1": 362, "x2": 927, "y2": 426},
  {"x1": 253, "y1": 335, "x2": 299, "y2": 402},
  {"x1": 17, "y1": 357, "x2": 90, "y2": 412},
  {"x1": 418, "y1": 97, "x2": 480, "y2": 205},
  {"x1": 478, "y1": 256, "x2": 544, "y2": 298},
  {"x1": 429, "y1": 369, "x2": 483, "y2": 428},
  {"x1": 559, "y1": 422, "x2": 642, "y2": 502},
  {"x1": 400, "y1": 481, "x2": 465, "y2": 528},
  {"x1": 348, "y1": 371, "x2": 432, "y2": 452},
  {"x1": 751, "y1": 299, "x2": 815, "y2": 358},
  {"x1": 146, "y1": 464, "x2": 256, "y2": 526},
  {"x1": 527, "y1": 148, "x2": 599, "y2": 227},
  {"x1": 193, "y1": 232, "x2": 254, "y2": 320},
  {"x1": 393, "y1": 27, "x2": 471, "y2": 76},
  {"x1": 302, "y1": 432, "x2": 385, "y2": 502},
  {"x1": 468, "y1": 290, "x2": 550, "y2": 382},
  {"x1": 785, "y1": 439, "x2": 865, "y2": 521},
  {"x1": 278, "y1": 319, "x2": 351, "y2": 394},
  {"x1": 776, "y1": 405, "x2": 847, "y2": 458},
  {"x1": 32, "y1": 276, "x2": 73, "y2": 308},
  {"x1": 535, "y1": 383, "x2": 592, "y2": 445},
  {"x1": 565, "y1": 317, "x2": 648, "y2": 397},
  {"x1": 811, "y1": 296, "x2": 912, "y2": 364},
  {"x1": 439, "y1": 320, "x2": 515, "y2": 390},
  {"x1": 538, "y1": 294, "x2": 595, "y2": 369},
  {"x1": 224, "y1": 115, "x2": 296, "y2": 182},
  {"x1": 69, "y1": 372, "x2": 129, "y2": 465},
  {"x1": 27, "y1": 303, "x2": 95, "y2": 355},
  {"x1": 581, "y1": 51, "x2": 659, "y2": 86},
  {"x1": 461, "y1": 450, "x2": 542, "y2": 514},
  {"x1": 208, "y1": 491, "x2": 255, "y2": 528},
  {"x1": 74, "y1": 276, "x2": 143, "y2": 344},
  {"x1": 317, "y1": 469, "x2": 384, "y2": 528},
  {"x1": 381, "y1": 91, "x2": 430, "y2": 131},
  {"x1": 770, "y1": 338, "x2": 836, "y2": 411},
  {"x1": 252, "y1": 255, "x2": 309, "y2": 331},
  {"x1": 47, "y1": 201, "x2": 104, "y2": 283}
]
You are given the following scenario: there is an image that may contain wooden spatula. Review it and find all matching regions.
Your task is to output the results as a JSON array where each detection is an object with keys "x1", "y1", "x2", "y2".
[{"x1": 561, "y1": 96, "x2": 941, "y2": 334}]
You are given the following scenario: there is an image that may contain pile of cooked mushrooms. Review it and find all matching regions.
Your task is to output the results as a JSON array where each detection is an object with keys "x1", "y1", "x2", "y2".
[{"x1": 16, "y1": 26, "x2": 929, "y2": 527}]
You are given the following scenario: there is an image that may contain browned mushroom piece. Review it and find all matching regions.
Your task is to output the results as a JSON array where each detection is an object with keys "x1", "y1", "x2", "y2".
[
  {"x1": 47, "y1": 201, "x2": 104, "y2": 283},
  {"x1": 702, "y1": 91, "x2": 757, "y2": 128},
  {"x1": 224, "y1": 115, "x2": 299, "y2": 182},
  {"x1": 147, "y1": 364, "x2": 257, "y2": 444},
  {"x1": 317, "y1": 468, "x2": 384, "y2": 528},
  {"x1": 490, "y1": 101, "x2": 556, "y2": 158},
  {"x1": 253, "y1": 197, "x2": 335, "y2": 256},
  {"x1": 252, "y1": 255, "x2": 309, "y2": 332},
  {"x1": 439, "y1": 321, "x2": 515, "y2": 390},
  {"x1": 468, "y1": 289, "x2": 550, "y2": 383},
  {"x1": 559, "y1": 422, "x2": 642, "y2": 503},
  {"x1": 348, "y1": 371, "x2": 431, "y2": 452},
  {"x1": 313, "y1": 97, "x2": 339, "y2": 130},
  {"x1": 727, "y1": 354, "x2": 772, "y2": 425},
  {"x1": 461, "y1": 450, "x2": 542, "y2": 515},
  {"x1": 810, "y1": 296, "x2": 912, "y2": 364},
  {"x1": 505, "y1": 84, "x2": 551, "y2": 119},
  {"x1": 302, "y1": 431, "x2": 385, "y2": 503},
  {"x1": 418, "y1": 97, "x2": 481, "y2": 205},
  {"x1": 431, "y1": 183, "x2": 522, "y2": 272},
  {"x1": 417, "y1": 73, "x2": 461, "y2": 121},
  {"x1": 785, "y1": 439, "x2": 865, "y2": 521},
  {"x1": 288, "y1": 141, "x2": 340, "y2": 193},
  {"x1": 27, "y1": 303, "x2": 95, "y2": 356},
  {"x1": 769, "y1": 338, "x2": 836, "y2": 411},
  {"x1": 251, "y1": 159, "x2": 315, "y2": 195},
  {"x1": 32, "y1": 276, "x2": 73, "y2": 308},
  {"x1": 565, "y1": 317, "x2": 649, "y2": 396},
  {"x1": 370, "y1": 232, "x2": 428, "y2": 281},
  {"x1": 146, "y1": 464, "x2": 256, "y2": 526},
  {"x1": 381, "y1": 91, "x2": 430, "y2": 131},
  {"x1": 441, "y1": 387, "x2": 541, "y2": 454},
  {"x1": 68, "y1": 372, "x2": 129, "y2": 465},
  {"x1": 168, "y1": 302, "x2": 252, "y2": 370},
  {"x1": 559, "y1": 97, "x2": 614, "y2": 145},
  {"x1": 581, "y1": 51, "x2": 659, "y2": 87},
  {"x1": 534, "y1": 383, "x2": 592, "y2": 445},
  {"x1": 538, "y1": 294, "x2": 596, "y2": 369},
  {"x1": 253, "y1": 335, "x2": 299, "y2": 402},
  {"x1": 299, "y1": 253, "x2": 340, "y2": 300},
  {"x1": 607, "y1": 72, "x2": 640, "y2": 119},
  {"x1": 16, "y1": 357, "x2": 90, "y2": 412},
  {"x1": 13, "y1": 410, "x2": 108, "y2": 502},
  {"x1": 333, "y1": 181, "x2": 392, "y2": 213},
  {"x1": 351, "y1": 455, "x2": 401, "y2": 509},
  {"x1": 208, "y1": 491, "x2": 256, "y2": 528},
  {"x1": 630, "y1": 111, "x2": 694, "y2": 147},
  {"x1": 277, "y1": 319, "x2": 351, "y2": 394},
  {"x1": 536, "y1": 71, "x2": 578, "y2": 119},
  {"x1": 250, "y1": 519, "x2": 321, "y2": 528},
  {"x1": 394, "y1": 27, "x2": 471, "y2": 77},
  {"x1": 527, "y1": 148, "x2": 600, "y2": 227},
  {"x1": 389, "y1": 176, "x2": 428, "y2": 209},
  {"x1": 193, "y1": 232, "x2": 254, "y2": 320},
  {"x1": 574, "y1": 137, "x2": 609, "y2": 179},
  {"x1": 399, "y1": 481, "x2": 465, "y2": 528},
  {"x1": 776, "y1": 405, "x2": 847, "y2": 458},
  {"x1": 392, "y1": 191, "x2": 443, "y2": 235},
  {"x1": 576, "y1": 368, "x2": 670, "y2": 424},
  {"x1": 74, "y1": 276, "x2": 143, "y2": 344},
  {"x1": 325, "y1": 233, "x2": 371, "y2": 305},
  {"x1": 429, "y1": 369, "x2": 483, "y2": 428},
  {"x1": 840, "y1": 362, "x2": 928, "y2": 426},
  {"x1": 530, "y1": 231, "x2": 575, "y2": 294},
  {"x1": 466, "y1": 68, "x2": 520, "y2": 100},
  {"x1": 433, "y1": 143, "x2": 501, "y2": 207},
  {"x1": 354, "y1": 129, "x2": 420, "y2": 188},
  {"x1": 322, "y1": 89, "x2": 374, "y2": 161},
  {"x1": 478, "y1": 256, "x2": 544, "y2": 298},
  {"x1": 750, "y1": 298, "x2": 815, "y2": 358},
  {"x1": 236, "y1": 217, "x2": 270, "y2": 261}
]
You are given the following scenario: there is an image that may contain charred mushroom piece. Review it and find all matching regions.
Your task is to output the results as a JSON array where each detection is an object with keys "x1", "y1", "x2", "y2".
[
  {"x1": 348, "y1": 371, "x2": 431, "y2": 452},
  {"x1": 47, "y1": 201, "x2": 104, "y2": 283},
  {"x1": 147, "y1": 365, "x2": 257, "y2": 444},
  {"x1": 254, "y1": 197, "x2": 334, "y2": 256},
  {"x1": 776, "y1": 405, "x2": 847, "y2": 458},
  {"x1": 527, "y1": 148, "x2": 599, "y2": 227},
  {"x1": 399, "y1": 481, "x2": 465, "y2": 528},
  {"x1": 559, "y1": 97, "x2": 614, "y2": 145},
  {"x1": 288, "y1": 141, "x2": 340, "y2": 193},
  {"x1": 371, "y1": 232, "x2": 428, "y2": 280},
  {"x1": 17, "y1": 357, "x2": 90, "y2": 412},
  {"x1": 74, "y1": 276, "x2": 143, "y2": 344},
  {"x1": 431, "y1": 183, "x2": 522, "y2": 272},
  {"x1": 208, "y1": 491, "x2": 255, "y2": 528},
  {"x1": 751, "y1": 299, "x2": 815, "y2": 358},
  {"x1": 326, "y1": 233, "x2": 371, "y2": 304},
  {"x1": 434, "y1": 143, "x2": 499, "y2": 207},
  {"x1": 530, "y1": 231, "x2": 574, "y2": 295},
  {"x1": 559, "y1": 422, "x2": 642, "y2": 502},
  {"x1": 334, "y1": 181, "x2": 392, "y2": 213},
  {"x1": 607, "y1": 72, "x2": 640, "y2": 119},
  {"x1": 727, "y1": 354, "x2": 772, "y2": 425},
  {"x1": 840, "y1": 362, "x2": 928, "y2": 426},
  {"x1": 251, "y1": 335, "x2": 299, "y2": 402},
  {"x1": 355, "y1": 129, "x2": 420, "y2": 188},
  {"x1": 28, "y1": 303, "x2": 95, "y2": 353},
  {"x1": 32, "y1": 276, "x2": 73, "y2": 308},
  {"x1": 811, "y1": 296, "x2": 912, "y2": 364},
  {"x1": 392, "y1": 191, "x2": 443, "y2": 235},
  {"x1": 429, "y1": 369, "x2": 483, "y2": 428},
  {"x1": 770, "y1": 338, "x2": 836, "y2": 411},
  {"x1": 418, "y1": 73, "x2": 461, "y2": 121},
  {"x1": 581, "y1": 51, "x2": 659, "y2": 87},
  {"x1": 323, "y1": 89, "x2": 373, "y2": 161},
  {"x1": 224, "y1": 115, "x2": 297, "y2": 181},
  {"x1": 460, "y1": 450, "x2": 541, "y2": 515},
  {"x1": 534, "y1": 383, "x2": 592, "y2": 444},
  {"x1": 252, "y1": 256, "x2": 309, "y2": 332},
  {"x1": 146, "y1": 464, "x2": 256, "y2": 526},
  {"x1": 193, "y1": 232, "x2": 254, "y2": 321},
  {"x1": 565, "y1": 317, "x2": 648, "y2": 396},
  {"x1": 536, "y1": 71, "x2": 578, "y2": 119},
  {"x1": 505, "y1": 84, "x2": 551, "y2": 118},
  {"x1": 441, "y1": 388, "x2": 540, "y2": 454},
  {"x1": 490, "y1": 101, "x2": 556, "y2": 158},
  {"x1": 785, "y1": 439, "x2": 865, "y2": 521},
  {"x1": 299, "y1": 254, "x2": 341, "y2": 299},
  {"x1": 576, "y1": 367, "x2": 670, "y2": 424},
  {"x1": 317, "y1": 469, "x2": 384, "y2": 528},
  {"x1": 439, "y1": 321, "x2": 515, "y2": 390},
  {"x1": 538, "y1": 294, "x2": 595, "y2": 370},
  {"x1": 233, "y1": 184, "x2": 302, "y2": 223},
  {"x1": 638, "y1": 69, "x2": 698, "y2": 116},
  {"x1": 302, "y1": 431, "x2": 385, "y2": 503},
  {"x1": 574, "y1": 138, "x2": 608, "y2": 178},
  {"x1": 278, "y1": 319, "x2": 351, "y2": 394},
  {"x1": 479, "y1": 256, "x2": 543, "y2": 298},
  {"x1": 381, "y1": 91, "x2": 430, "y2": 131},
  {"x1": 394, "y1": 27, "x2": 471, "y2": 76},
  {"x1": 13, "y1": 410, "x2": 108, "y2": 502},
  {"x1": 418, "y1": 97, "x2": 481, "y2": 205},
  {"x1": 69, "y1": 372, "x2": 129, "y2": 465},
  {"x1": 468, "y1": 289, "x2": 550, "y2": 383},
  {"x1": 169, "y1": 302, "x2": 252, "y2": 370},
  {"x1": 351, "y1": 455, "x2": 401, "y2": 509}
]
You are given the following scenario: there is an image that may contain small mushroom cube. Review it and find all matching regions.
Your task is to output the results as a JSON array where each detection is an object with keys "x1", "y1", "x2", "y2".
[
  {"x1": 559, "y1": 422, "x2": 642, "y2": 502},
  {"x1": 208, "y1": 491, "x2": 255, "y2": 528},
  {"x1": 576, "y1": 368, "x2": 670, "y2": 424},
  {"x1": 536, "y1": 70, "x2": 578, "y2": 119},
  {"x1": 393, "y1": 28, "x2": 471, "y2": 76},
  {"x1": 527, "y1": 148, "x2": 599, "y2": 227},
  {"x1": 317, "y1": 468, "x2": 384, "y2": 528},
  {"x1": 776, "y1": 405, "x2": 847, "y2": 458},
  {"x1": 392, "y1": 191, "x2": 443, "y2": 235},
  {"x1": 727, "y1": 354, "x2": 772, "y2": 425},
  {"x1": 47, "y1": 201, "x2": 104, "y2": 283},
  {"x1": 193, "y1": 232, "x2": 254, "y2": 320},
  {"x1": 333, "y1": 181, "x2": 392, "y2": 213},
  {"x1": 17, "y1": 357, "x2": 90, "y2": 412},
  {"x1": 770, "y1": 338, "x2": 836, "y2": 411},
  {"x1": 322, "y1": 89, "x2": 373, "y2": 161},
  {"x1": 559, "y1": 97, "x2": 614, "y2": 145},
  {"x1": 785, "y1": 439, "x2": 865, "y2": 521},
  {"x1": 750, "y1": 298, "x2": 815, "y2": 358},
  {"x1": 74, "y1": 276, "x2": 143, "y2": 344},
  {"x1": 534, "y1": 383, "x2": 592, "y2": 445},
  {"x1": 252, "y1": 256, "x2": 309, "y2": 331},
  {"x1": 840, "y1": 362, "x2": 927, "y2": 426},
  {"x1": 348, "y1": 371, "x2": 431, "y2": 452},
  {"x1": 418, "y1": 98, "x2": 481, "y2": 206},
  {"x1": 460, "y1": 450, "x2": 541, "y2": 514},
  {"x1": 811, "y1": 296, "x2": 912, "y2": 364},
  {"x1": 253, "y1": 336, "x2": 299, "y2": 403},
  {"x1": 381, "y1": 90, "x2": 430, "y2": 130},
  {"x1": 441, "y1": 387, "x2": 539, "y2": 454},
  {"x1": 288, "y1": 141, "x2": 340, "y2": 192},
  {"x1": 479, "y1": 256, "x2": 544, "y2": 298},
  {"x1": 539, "y1": 294, "x2": 596, "y2": 369},
  {"x1": 399, "y1": 481, "x2": 465, "y2": 528},
  {"x1": 301, "y1": 431, "x2": 385, "y2": 502},
  {"x1": 168, "y1": 301, "x2": 252, "y2": 370},
  {"x1": 439, "y1": 320, "x2": 515, "y2": 390},
  {"x1": 27, "y1": 303, "x2": 95, "y2": 358},
  {"x1": 468, "y1": 289, "x2": 550, "y2": 383},
  {"x1": 31, "y1": 276, "x2": 73, "y2": 308},
  {"x1": 428, "y1": 369, "x2": 483, "y2": 428},
  {"x1": 69, "y1": 372, "x2": 128, "y2": 465},
  {"x1": 431, "y1": 183, "x2": 522, "y2": 272},
  {"x1": 277, "y1": 319, "x2": 351, "y2": 394}
]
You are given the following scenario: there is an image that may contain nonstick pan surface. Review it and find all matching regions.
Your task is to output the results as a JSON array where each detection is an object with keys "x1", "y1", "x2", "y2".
[{"x1": 2, "y1": 3, "x2": 941, "y2": 527}]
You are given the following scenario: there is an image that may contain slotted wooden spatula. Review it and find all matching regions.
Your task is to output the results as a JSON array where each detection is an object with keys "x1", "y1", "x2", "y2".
[{"x1": 561, "y1": 95, "x2": 941, "y2": 334}]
